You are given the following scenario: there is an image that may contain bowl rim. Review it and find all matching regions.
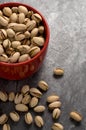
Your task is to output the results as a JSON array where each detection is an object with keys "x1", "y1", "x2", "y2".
[{"x1": 0, "y1": 2, "x2": 50, "y2": 67}]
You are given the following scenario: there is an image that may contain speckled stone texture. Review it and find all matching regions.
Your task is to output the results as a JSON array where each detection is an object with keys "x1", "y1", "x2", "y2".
[{"x1": 0, "y1": 0, "x2": 86, "y2": 130}]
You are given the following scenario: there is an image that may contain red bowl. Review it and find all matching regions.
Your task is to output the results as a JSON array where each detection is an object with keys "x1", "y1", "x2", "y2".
[{"x1": 0, "y1": 2, "x2": 50, "y2": 80}]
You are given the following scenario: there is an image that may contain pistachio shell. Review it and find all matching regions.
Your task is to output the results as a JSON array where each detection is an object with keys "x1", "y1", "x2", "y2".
[
  {"x1": 29, "y1": 97, "x2": 38, "y2": 108},
  {"x1": 7, "y1": 29, "x2": 15, "y2": 38},
  {"x1": 18, "y1": 6, "x2": 28, "y2": 15},
  {"x1": 21, "y1": 85, "x2": 30, "y2": 94},
  {"x1": 0, "y1": 45, "x2": 4, "y2": 54},
  {"x1": 29, "y1": 46, "x2": 40, "y2": 58},
  {"x1": 32, "y1": 37, "x2": 45, "y2": 46},
  {"x1": 0, "y1": 91, "x2": 8, "y2": 102},
  {"x1": 9, "y1": 52, "x2": 20, "y2": 63},
  {"x1": 25, "y1": 112, "x2": 33, "y2": 125},
  {"x1": 9, "y1": 111, "x2": 20, "y2": 122},
  {"x1": 32, "y1": 13, "x2": 42, "y2": 23},
  {"x1": 26, "y1": 20, "x2": 36, "y2": 31},
  {"x1": 0, "y1": 54, "x2": 8, "y2": 62},
  {"x1": 18, "y1": 13, "x2": 25, "y2": 23},
  {"x1": 14, "y1": 93, "x2": 23, "y2": 104},
  {"x1": 15, "y1": 104, "x2": 28, "y2": 112},
  {"x1": 3, "y1": 39, "x2": 11, "y2": 48},
  {"x1": 70, "y1": 111, "x2": 82, "y2": 122},
  {"x1": 0, "y1": 16, "x2": 8, "y2": 26},
  {"x1": 52, "y1": 123, "x2": 64, "y2": 130},
  {"x1": 3, "y1": 7, "x2": 12, "y2": 17},
  {"x1": 15, "y1": 32, "x2": 25, "y2": 41},
  {"x1": 38, "y1": 80, "x2": 49, "y2": 91},
  {"x1": 3, "y1": 124, "x2": 10, "y2": 130},
  {"x1": 12, "y1": 41, "x2": 21, "y2": 48},
  {"x1": 35, "y1": 116, "x2": 44, "y2": 127},
  {"x1": 34, "y1": 105, "x2": 45, "y2": 113},
  {"x1": 30, "y1": 88, "x2": 42, "y2": 98},
  {"x1": 0, "y1": 114, "x2": 8, "y2": 125},
  {"x1": 18, "y1": 54, "x2": 30, "y2": 62},
  {"x1": 10, "y1": 13, "x2": 18, "y2": 22},
  {"x1": 31, "y1": 28, "x2": 38, "y2": 38},
  {"x1": 0, "y1": 29, "x2": 7, "y2": 40},
  {"x1": 8, "y1": 92, "x2": 15, "y2": 102}
]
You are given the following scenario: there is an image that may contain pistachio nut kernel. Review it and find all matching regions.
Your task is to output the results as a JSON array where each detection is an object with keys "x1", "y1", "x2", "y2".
[
  {"x1": 52, "y1": 108, "x2": 61, "y2": 119},
  {"x1": 3, "y1": 124, "x2": 10, "y2": 130},
  {"x1": 70, "y1": 111, "x2": 82, "y2": 122},
  {"x1": 25, "y1": 112, "x2": 33, "y2": 125},
  {"x1": 53, "y1": 68, "x2": 64, "y2": 76},
  {"x1": 0, "y1": 114, "x2": 8, "y2": 125},
  {"x1": 0, "y1": 91, "x2": 8, "y2": 102},
  {"x1": 29, "y1": 46, "x2": 40, "y2": 58},
  {"x1": 30, "y1": 88, "x2": 42, "y2": 98},
  {"x1": 3, "y1": 7, "x2": 12, "y2": 17},
  {"x1": 9, "y1": 111, "x2": 20, "y2": 122},
  {"x1": 14, "y1": 93, "x2": 23, "y2": 104},
  {"x1": 52, "y1": 123, "x2": 64, "y2": 130},
  {"x1": 34, "y1": 105, "x2": 45, "y2": 113},
  {"x1": 15, "y1": 103, "x2": 28, "y2": 112},
  {"x1": 8, "y1": 92, "x2": 15, "y2": 102},
  {"x1": 47, "y1": 95, "x2": 60, "y2": 103},
  {"x1": 38, "y1": 80, "x2": 49, "y2": 91},
  {"x1": 48, "y1": 101, "x2": 61, "y2": 110},
  {"x1": 35, "y1": 116, "x2": 44, "y2": 127},
  {"x1": 29, "y1": 97, "x2": 38, "y2": 108}
]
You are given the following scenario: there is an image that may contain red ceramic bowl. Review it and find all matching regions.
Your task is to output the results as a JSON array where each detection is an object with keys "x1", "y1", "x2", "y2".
[{"x1": 0, "y1": 2, "x2": 50, "y2": 80}]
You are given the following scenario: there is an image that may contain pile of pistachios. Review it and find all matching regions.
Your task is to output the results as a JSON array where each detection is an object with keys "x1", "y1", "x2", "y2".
[
  {"x1": 0, "y1": 5, "x2": 45, "y2": 63},
  {"x1": 0, "y1": 79, "x2": 83, "y2": 130}
]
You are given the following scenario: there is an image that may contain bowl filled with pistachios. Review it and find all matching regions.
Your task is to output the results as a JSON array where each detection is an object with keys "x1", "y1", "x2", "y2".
[{"x1": 0, "y1": 2, "x2": 50, "y2": 80}]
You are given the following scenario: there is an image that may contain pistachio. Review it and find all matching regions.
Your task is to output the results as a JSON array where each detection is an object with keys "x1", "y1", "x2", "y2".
[
  {"x1": 10, "y1": 13, "x2": 18, "y2": 22},
  {"x1": 32, "y1": 37, "x2": 45, "y2": 46},
  {"x1": 47, "y1": 95, "x2": 60, "y2": 103},
  {"x1": 0, "y1": 91, "x2": 8, "y2": 102},
  {"x1": 17, "y1": 45, "x2": 30, "y2": 54},
  {"x1": 8, "y1": 23, "x2": 27, "y2": 32},
  {"x1": 70, "y1": 111, "x2": 82, "y2": 122},
  {"x1": 3, "y1": 7, "x2": 12, "y2": 17},
  {"x1": 21, "y1": 85, "x2": 30, "y2": 95},
  {"x1": 27, "y1": 11, "x2": 33, "y2": 18},
  {"x1": 26, "y1": 20, "x2": 36, "y2": 31},
  {"x1": 12, "y1": 7, "x2": 18, "y2": 13},
  {"x1": 6, "y1": 47, "x2": 15, "y2": 56},
  {"x1": 9, "y1": 52, "x2": 20, "y2": 63},
  {"x1": 18, "y1": 6, "x2": 28, "y2": 15},
  {"x1": 32, "y1": 13, "x2": 42, "y2": 23},
  {"x1": 35, "y1": 116, "x2": 44, "y2": 127},
  {"x1": 31, "y1": 28, "x2": 38, "y2": 38},
  {"x1": 14, "y1": 93, "x2": 23, "y2": 104},
  {"x1": 24, "y1": 31, "x2": 30, "y2": 38},
  {"x1": 38, "y1": 26, "x2": 44, "y2": 34},
  {"x1": 22, "y1": 94, "x2": 31, "y2": 104},
  {"x1": 7, "y1": 29, "x2": 15, "y2": 38},
  {"x1": 29, "y1": 97, "x2": 38, "y2": 108},
  {"x1": 15, "y1": 103, "x2": 28, "y2": 112},
  {"x1": 3, "y1": 39, "x2": 11, "y2": 48},
  {"x1": 48, "y1": 101, "x2": 61, "y2": 110},
  {"x1": 0, "y1": 16, "x2": 8, "y2": 26},
  {"x1": 3, "y1": 16, "x2": 10, "y2": 23},
  {"x1": 12, "y1": 41, "x2": 21, "y2": 48},
  {"x1": 3, "y1": 124, "x2": 10, "y2": 130},
  {"x1": 18, "y1": 54, "x2": 31, "y2": 62},
  {"x1": 8, "y1": 92, "x2": 15, "y2": 102},
  {"x1": 0, "y1": 54, "x2": 8, "y2": 62},
  {"x1": 15, "y1": 32, "x2": 25, "y2": 41},
  {"x1": 0, "y1": 114, "x2": 8, "y2": 125},
  {"x1": 52, "y1": 123, "x2": 64, "y2": 130},
  {"x1": 9, "y1": 111, "x2": 20, "y2": 122},
  {"x1": 29, "y1": 46, "x2": 40, "y2": 58},
  {"x1": 18, "y1": 13, "x2": 25, "y2": 23},
  {"x1": 38, "y1": 80, "x2": 48, "y2": 91},
  {"x1": 25, "y1": 112, "x2": 33, "y2": 125},
  {"x1": 53, "y1": 68, "x2": 64, "y2": 76},
  {"x1": 30, "y1": 88, "x2": 42, "y2": 98},
  {"x1": 0, "y1": 45, "x2": 4, "y2": 54},
  {"x1": 0, "y1": 10, "x2": 3, "y2": 16},
  {"x1": 34, "y1": 105, "x2": 45, "y2": 113},
  {"x1": 22, "y1": 39, "x2": 30, "y2": 45},
  {"x1": 52, "y1": 108, "x2": 61, "y2": 119},
  {"x1": 0, "y1": 29, "x2": 7, "y2": 40}
]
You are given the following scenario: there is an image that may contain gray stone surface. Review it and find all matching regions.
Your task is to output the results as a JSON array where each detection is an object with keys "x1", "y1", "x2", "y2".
[{"x1": 0, "y1": 0, "x2": 86, "y2": 129}]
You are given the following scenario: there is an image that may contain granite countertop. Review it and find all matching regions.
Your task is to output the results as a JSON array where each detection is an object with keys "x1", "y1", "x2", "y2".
[{"x1": 0, "y1": 0, "x2": 86, "y2": 130}]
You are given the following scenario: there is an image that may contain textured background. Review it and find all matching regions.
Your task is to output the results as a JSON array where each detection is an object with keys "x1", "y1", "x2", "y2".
[{"x1": 0, "y1": 0, "x2": 86, "y2": 130}]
